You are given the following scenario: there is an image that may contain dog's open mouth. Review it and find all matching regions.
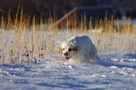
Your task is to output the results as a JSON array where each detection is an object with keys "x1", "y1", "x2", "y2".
[{"x1": 65, "y1": 57, "x2": 71, "y2": 60}]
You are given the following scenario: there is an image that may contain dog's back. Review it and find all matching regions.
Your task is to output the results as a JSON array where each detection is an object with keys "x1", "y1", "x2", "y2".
[{"x1": 68, "y1": 35, "x2": 93, "y2": 47}]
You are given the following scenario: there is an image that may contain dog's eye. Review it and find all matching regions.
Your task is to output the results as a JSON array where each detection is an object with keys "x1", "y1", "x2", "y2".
[
  {"x1": 62, "y1": 48, "x2": 65, "y2": 51},
  {"x1": 68, "y1": 48, "x2": 72, "y2": 52}
]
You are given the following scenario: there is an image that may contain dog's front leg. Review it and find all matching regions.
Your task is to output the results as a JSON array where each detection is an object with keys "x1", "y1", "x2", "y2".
[{"x1": 81, "y1": 53, "x2": 89, "y2": 63}]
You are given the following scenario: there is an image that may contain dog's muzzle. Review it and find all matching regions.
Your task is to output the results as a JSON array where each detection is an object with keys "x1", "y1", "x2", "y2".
[{"x1": 65, "y1": 56, "x2": 71, "y2": 60}]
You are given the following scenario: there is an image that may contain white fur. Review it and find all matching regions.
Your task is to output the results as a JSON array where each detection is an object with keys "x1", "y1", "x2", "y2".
[{"x1": 58, "y1": 35, "x2": 100, "y2": 64}]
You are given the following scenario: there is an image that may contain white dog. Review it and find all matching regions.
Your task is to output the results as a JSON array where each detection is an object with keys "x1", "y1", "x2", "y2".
[{"x1": 58, "y1": 35, "x2": 100, "y2": 64}]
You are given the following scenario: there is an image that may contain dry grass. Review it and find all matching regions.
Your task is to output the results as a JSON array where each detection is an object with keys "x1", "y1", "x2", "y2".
[{"x1": 0, "y1": 7, "x2": 136, "y2": 65}]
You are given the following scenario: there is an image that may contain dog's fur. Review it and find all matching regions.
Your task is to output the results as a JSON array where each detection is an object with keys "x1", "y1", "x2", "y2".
[{"x1": 58, "y1": 35, "x2": 100, "y2": 64}]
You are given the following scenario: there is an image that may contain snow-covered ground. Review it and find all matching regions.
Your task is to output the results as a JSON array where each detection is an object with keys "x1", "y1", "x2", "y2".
[
  {"x1": 0, "y1": 54, "x2": 136, "y2": 90},
  {"x1": 0, "y1": 28, "x2": 136, "y2": 90}
]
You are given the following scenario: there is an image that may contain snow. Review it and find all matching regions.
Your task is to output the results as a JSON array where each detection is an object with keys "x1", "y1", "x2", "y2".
[
  {"x1": 114, "y1": 19, "x2": 136, "y2": 26},
  {"x1": 0, "y1": 54, "x2": 136, "y2": 90},
  {"x1": 0, "y1": 29, "x2": 136, "y2": 90}
]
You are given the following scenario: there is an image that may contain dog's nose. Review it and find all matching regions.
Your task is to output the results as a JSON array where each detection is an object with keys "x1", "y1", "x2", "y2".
[{"x1": 64, "y1": 53, "x2": 68, "y2": 56}]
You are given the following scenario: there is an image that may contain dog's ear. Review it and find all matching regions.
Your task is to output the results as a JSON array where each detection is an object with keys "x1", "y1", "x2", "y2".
[
  {"x1": 57, "y1": 41, "x2": 63, "y2": 54},
  {"x1": 73, "y1": 46, "x2": 78, "y2": 51},
  {"x1": 58, "y1": 45, "x2": 62, "y2": 54}
]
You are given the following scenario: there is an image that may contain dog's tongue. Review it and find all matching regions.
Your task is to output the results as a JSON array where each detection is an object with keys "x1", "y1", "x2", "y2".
[{"x1": 65, "y1": 57, "x2": 70, "y2": 60}]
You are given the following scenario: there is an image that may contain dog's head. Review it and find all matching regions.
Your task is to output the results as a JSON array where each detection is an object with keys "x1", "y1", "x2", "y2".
[{"x1": 58, "y1": 41, "x2": 78, "y2": 60}]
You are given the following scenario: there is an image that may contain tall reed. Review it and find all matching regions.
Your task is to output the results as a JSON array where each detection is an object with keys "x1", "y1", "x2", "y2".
[{"x1": 0, "y1": 7, "x2": 136, "y2": 65}]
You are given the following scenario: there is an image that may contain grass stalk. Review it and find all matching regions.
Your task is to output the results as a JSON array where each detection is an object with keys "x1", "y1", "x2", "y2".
[{"x1": 0, "y1": 7, "x2": 136, "y2": 65}]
